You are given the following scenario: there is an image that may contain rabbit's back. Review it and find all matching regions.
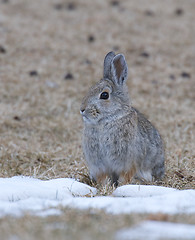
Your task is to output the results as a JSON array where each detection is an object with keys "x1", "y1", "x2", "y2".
[{"x1": 133, "y1": 108, "x2": 165, "y2": 181}]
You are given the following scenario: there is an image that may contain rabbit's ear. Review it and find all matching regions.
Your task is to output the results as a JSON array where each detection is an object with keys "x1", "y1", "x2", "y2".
[
  {"x1": 103, "y1": 51, "x2": 115, "y2": 79},
  {"x1": 111, "y1": 54, "x2": 128, "y2": 85}
]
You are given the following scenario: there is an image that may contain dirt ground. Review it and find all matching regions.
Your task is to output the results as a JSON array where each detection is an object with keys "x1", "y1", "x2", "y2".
[{"x1": 0, "y1": 0, "x2": 195, "y2": 239}]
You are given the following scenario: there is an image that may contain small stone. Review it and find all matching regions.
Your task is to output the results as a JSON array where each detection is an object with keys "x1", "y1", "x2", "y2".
[
  {"x1": 85, "y1": 59, "x2": 92, "y2": 65},
  {"x1": 64, "y1": 73, "x2": 74, "y2": 80},
  {"x1": 66, "y1": 2, "x2": 76, "y2": 10},
  {"x1": 110, "y1": 0, "x2": 119, "y2": 6},
  {"x1": 144, "y1": 10, "x2": 154, "y2": 16},
  {"x1": 175, "y1": 8, "x2": 184, "y2": 15},
  {"x1": 169, "y1": 74, "x2": 175, "y2": 80},
  {"x1": 29, "y1": 70, "x2": 38, "y2": 76},
  {"x1": 181, "y1": 72, "x2": 190, "y2": 78},
  {"x1": 0, "y1": 45, "x2": 6, "y2": 53},
  {"x1": 88, "y1": 35, "x2": 95, "y2": 43},
  {"x1": 140, "y1": 52, "x2": 150, "y2": 58},
  {"x1": 13, "y1": 116, "x2": 21, "y2": 121}
]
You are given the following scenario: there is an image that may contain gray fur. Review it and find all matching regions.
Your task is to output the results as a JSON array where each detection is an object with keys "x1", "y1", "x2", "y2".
[
  {"x1": 103, "y1": 51, "x2": 115, "y2": 79},
  {"x1": 80, "y1": 52, "x2": 165, "y2": 185},
  {"x1": 111, "y1": 54, "x2": 128, "y2": 85}
]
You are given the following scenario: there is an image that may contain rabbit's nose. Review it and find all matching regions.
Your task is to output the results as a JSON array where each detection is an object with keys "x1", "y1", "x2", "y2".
[{"x1": 80, "y1": 108, "x2": 85, "y2": 115}]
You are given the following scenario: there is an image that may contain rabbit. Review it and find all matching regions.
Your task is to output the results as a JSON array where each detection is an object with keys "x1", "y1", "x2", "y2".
[{"x1": 80, "y1": 51, "x2": 165, "y2": 186}]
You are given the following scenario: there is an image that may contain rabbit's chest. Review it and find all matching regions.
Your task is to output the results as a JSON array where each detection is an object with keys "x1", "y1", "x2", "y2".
[
  {"x1": 100, "y1": 126, "x2": 129, "y2": 155},
  {"x1": 84, "y1": 123, "x2": 134, "y2": 171},
  {"x1": 100, "y1": 124, "x2": 131, "y2": 161}
]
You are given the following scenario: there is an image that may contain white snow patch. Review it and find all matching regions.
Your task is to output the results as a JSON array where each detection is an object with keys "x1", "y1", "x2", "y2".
[
  {"x1": 0, "y1": 176, "x2": 96, "y2": 217},
  {"x1": 115, "y1": 221, "x2": 195, "y2": 240},
  {"x1": 0, "y1": 176, "x2": 195, "y2": 217},
  {"x1": 60, "y1": 189, "x2": 195, "y2": 215},
  {"x1": 0, "y1": 176, "x2": 96, "y2": 201},
  {"x1": 113, "y1": 185, "x2": 176, "y2": 197},
  {"x1": 34, "y1": 208, "x2": 62, "y2": 217}
]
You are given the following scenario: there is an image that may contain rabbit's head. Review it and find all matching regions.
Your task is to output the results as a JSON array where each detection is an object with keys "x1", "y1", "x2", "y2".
[{"x1": 80, "y1": 52, "x2": 131, "y2": 124}]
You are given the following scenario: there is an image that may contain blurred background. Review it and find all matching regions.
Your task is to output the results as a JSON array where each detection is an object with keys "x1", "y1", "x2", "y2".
[
  {"x1": 0, "y1": 0, "x2": 194, "y2": 187},
  {"x1": 0, "y1": 1, "x2": 195, "y2": 239}
]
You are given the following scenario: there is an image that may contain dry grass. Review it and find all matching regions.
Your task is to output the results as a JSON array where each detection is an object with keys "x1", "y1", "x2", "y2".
[
  {"x1": 0, "y1": 210, "x2": 195, "y2": 240},
  {"x1": 0, "y1": 0, "x2": 195, "y2": 238},
  {"x1": 0, "y1": 0, "x2": 194, "y2": 189}
]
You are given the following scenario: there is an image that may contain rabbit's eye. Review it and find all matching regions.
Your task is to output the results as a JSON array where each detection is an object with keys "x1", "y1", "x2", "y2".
[{"x1": 100, "y1": 92, "x2": 109, "y2": 100}]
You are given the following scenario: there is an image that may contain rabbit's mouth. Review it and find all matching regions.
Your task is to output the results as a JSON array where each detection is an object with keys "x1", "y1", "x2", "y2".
[
  {"x1": 81, "y1": 114, "x2": 99, "y2": 124},
  {"x1": 80, "y1": 107, "x2": 101, "y2": 124}
]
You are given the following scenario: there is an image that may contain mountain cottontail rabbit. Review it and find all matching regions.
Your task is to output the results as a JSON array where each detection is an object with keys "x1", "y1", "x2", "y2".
[{"x1": 80, "y1": 52, "x2": 165, "y2": 186}]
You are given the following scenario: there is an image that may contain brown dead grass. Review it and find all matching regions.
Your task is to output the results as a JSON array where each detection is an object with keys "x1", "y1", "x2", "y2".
[
  {"x1": 0, "y1": 0, "x2": 194, "y2": 190},
  {"x1": 0, "y1": 210, "x2": 195, "y2": 240},
  {"x1": 0, "y1": 0, "x2": 195, "y2": 238}
]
